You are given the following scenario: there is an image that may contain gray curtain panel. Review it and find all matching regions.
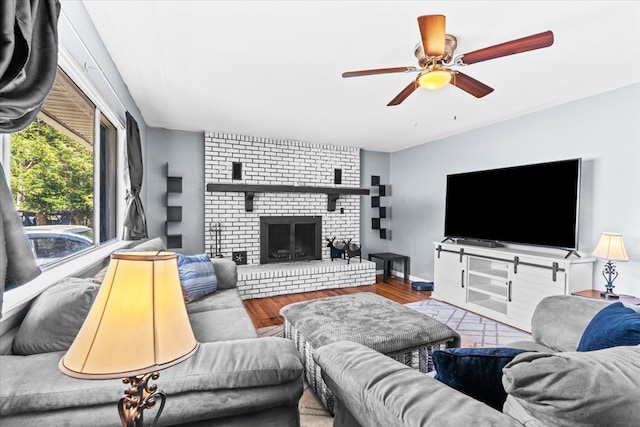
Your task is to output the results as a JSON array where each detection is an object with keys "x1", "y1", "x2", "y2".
[
  {"x1": 0, "y1": 0, "x2": 61, "y2": 133},
  {"x1": 123, "y1": 112, "x2": 148, "y2": 240},
  {"x1": 0, "y1": 162, "x2": 41, "y2": 318}
]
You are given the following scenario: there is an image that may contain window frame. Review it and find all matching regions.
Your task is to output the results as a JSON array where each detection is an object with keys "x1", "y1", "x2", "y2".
[{"x1": 1, "y1": 46, "x2": 128, "y2": 318}]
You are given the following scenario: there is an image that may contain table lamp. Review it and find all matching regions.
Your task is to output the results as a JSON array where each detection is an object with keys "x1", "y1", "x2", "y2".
[
  {"x1": 591, "y1": 232, "x2": 629, "y2": 299},
  {"x1": 59, "y1": 251, "x2": 199, "y2": 427}
]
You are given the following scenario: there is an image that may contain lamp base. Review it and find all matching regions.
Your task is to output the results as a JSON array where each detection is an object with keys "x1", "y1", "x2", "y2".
[
  {"x1": 600, "y1": 291, "x2": 620, "y2": 299},
  {"x1": 118, "y1": 372, "x2": 165, "y2": 427}
]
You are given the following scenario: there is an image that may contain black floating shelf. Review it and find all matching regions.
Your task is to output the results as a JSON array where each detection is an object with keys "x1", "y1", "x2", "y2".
[
  {"x1": 167, "y1": 206, "x2": 182, "y2": 222},
  {"x1": 378, "y1": 185, "x2": 386, "y2": 196},
  {"x1": 379, "y1": 207, "x2": 387, "y2": 218},
  {"x1": 372, "y1": 218, "x2": 380, "y2": 229},
  {"x1": 167, "y1": 176, "x2": 182, "y2": 193},
  {"x1": 379, "y1": 229, "x2": 387, "y2": 239},
  {"x1": 371, "y1": 175, "x2": 380, "y2": 186},
  {"x1": 371, "y1": 196, "x2": 380, "y2": 208}
]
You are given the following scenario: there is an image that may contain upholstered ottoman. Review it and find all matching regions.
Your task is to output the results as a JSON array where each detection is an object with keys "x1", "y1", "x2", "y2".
[{"x1": 279, "y1": 292, "x2": 460, "y2": 414}]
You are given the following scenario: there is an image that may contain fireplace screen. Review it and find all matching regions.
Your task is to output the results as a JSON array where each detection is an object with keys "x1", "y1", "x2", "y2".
[{"x1": 260, "y1": 216, "x2": 322, "y2": 264}]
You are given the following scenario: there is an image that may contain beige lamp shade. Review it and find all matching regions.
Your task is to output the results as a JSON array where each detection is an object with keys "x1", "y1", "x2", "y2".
[
  {"x1": 591, "y1": 232, "x2": 629, "y2": 262},
  {"x1": 60, "y1": 251, "x2": 199, "y2": 379}
]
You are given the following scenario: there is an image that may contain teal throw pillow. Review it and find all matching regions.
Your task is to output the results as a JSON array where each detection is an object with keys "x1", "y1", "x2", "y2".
[
  {"x1": 433, "y1": 347, "x2": 527, "y2": 410},
  {"x1": 177, "y1": 253, "x2": 218, "y2": 302},
  {"x1": 577, "y1": 302, "x2": 640, "y2": 351}
]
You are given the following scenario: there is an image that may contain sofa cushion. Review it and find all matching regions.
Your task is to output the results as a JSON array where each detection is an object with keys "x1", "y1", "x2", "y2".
[
  {"x1": 186, "y1": 288, "x2": 244, "y2": 314},
  {"x1": 502, "y1": 346, "x2": 640, "y2": 427},
  {"x1": 12, "y1": 277, "x2": 99, "y2": 355},
  {"x1": 177, "y1": 253, "x2": 218, "y2": 302},
  {"x1": 576, "y1": 302, "x2": 640, "y2": 351},
  {"x1": 433, "y1": 347, "x2": 527, "y2": 410},
  {"x1": 189, "y1": 308, "x2": 258, "y2": 342},
  {"x1": 1, "y1": 338, "x2": 303, "y2": 420}
]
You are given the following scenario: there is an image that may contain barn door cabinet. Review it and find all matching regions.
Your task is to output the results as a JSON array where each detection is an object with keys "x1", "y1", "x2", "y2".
[{"x1": 432, "y1": 242, "x2": 594, "y2": 332}]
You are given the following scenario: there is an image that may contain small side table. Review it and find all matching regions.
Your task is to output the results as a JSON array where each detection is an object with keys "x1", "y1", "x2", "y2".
[
  {"x1": 572, "y1": 289, "x2": 640, "y2": 305},
  {"x1": 368, "y1": 252, "x2": 410, "y2": 283}
]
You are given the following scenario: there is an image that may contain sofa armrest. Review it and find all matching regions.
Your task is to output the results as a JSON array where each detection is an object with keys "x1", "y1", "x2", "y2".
[
  {"x1": 211, "y1": 257, "x2": 237, "y2": 289},
  {"x1": 314, "y1": 341, "x2": 522, "y2": 427},
  {"x1": 530, "y1": 295, "x2": 611, "y2": 352}
]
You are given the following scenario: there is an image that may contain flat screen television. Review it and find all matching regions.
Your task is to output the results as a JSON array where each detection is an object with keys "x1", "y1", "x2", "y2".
[{"x1": 444, "y1": 158, "x2": 581, "y2": 250}]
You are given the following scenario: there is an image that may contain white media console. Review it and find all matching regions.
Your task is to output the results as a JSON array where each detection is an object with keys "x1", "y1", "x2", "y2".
[{"x1": 432, "y1": 241, "x2": 595, "y2": 332}]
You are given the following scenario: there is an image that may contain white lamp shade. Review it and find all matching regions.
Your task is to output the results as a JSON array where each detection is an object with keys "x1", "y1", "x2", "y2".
[
  {"x1": 591, "y1": 232, "x2": 629, "y2": 262},
  {"x1": 60, "y1": 251, "x2": 198, "y2": 379}
]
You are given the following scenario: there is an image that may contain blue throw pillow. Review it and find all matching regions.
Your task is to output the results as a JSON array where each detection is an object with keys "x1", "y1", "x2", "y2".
[
  {"x1": 433, "y1": 347, "x2": 527, "y2": 410},
  {"x1": 577, "y1": 302, "x2": 640, "y2": 352},
  {"x1": 176, "y1": 253, "x2": 218, "y2": 302}
]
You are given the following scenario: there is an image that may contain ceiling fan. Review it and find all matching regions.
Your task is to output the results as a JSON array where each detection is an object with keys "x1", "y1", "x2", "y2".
[{"x1": 342, "y1": 15, "x2": 554, "y2": 106}]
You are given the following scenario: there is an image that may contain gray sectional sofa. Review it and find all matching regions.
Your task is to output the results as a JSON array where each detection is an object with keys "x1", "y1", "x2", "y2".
[
  {"x1": 0, "y1": 238, "x2": 304, "y2": 426},
  {"x1": 314, "y1": 295, "x2": 640, "y2": 427}
]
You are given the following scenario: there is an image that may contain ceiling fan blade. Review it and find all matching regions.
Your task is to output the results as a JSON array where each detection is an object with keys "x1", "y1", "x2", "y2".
[
  {"x1": 417, "y1": 15, "x2": 446, "y2": 57},
  {"x1": 387, "y1": 79, "x2": 418, "y2": 106},
  {"x1": 460, "y1": 30, "x2": 554, "y2": 65},
  {"x1": 342, "y1": 66, "x2": 419, "y2": 78},
  {"x1": 451, "y1": 72, "x2": 494, "y2": 98}
]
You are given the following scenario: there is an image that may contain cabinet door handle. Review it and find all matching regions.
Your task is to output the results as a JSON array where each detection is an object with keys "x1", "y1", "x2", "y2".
[
  {"x1": 461, "y1": 270, "x2": 465, "y2": 288},
  {"x1": 507, "y1": 280, "x2": 512, "y2": 302}
]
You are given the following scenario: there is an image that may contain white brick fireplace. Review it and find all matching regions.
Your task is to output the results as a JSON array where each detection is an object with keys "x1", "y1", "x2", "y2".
[{"x1": 204, "y1": 131, "x2": 376, "y2": 299}]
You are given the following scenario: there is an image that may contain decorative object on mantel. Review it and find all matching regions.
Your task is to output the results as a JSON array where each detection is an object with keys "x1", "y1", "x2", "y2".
[
  {"x1": 326, "y1": 237, "x2": 346, "y2": 261},
  {"x1": 232, "y1": 251, "x2": 247, "y2": 265},
  {"x1": 371, "y1": 175, "x2": 389, "y2": 239},
  {"x1": 343, "y1": 239, "x2": 362, "y2": 264},
  {"x1": 206, "y1": 183, "x2": 369, "y2": 212},
  {"x1": 59, "y1": 251, "x2": 199, "y2": 427},
  {"x1": 591, "y1": 232, "x2": 629, "y2": 299}
]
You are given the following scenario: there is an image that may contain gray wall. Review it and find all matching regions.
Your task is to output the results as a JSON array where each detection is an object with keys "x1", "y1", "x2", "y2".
[
  {"x1": 146, "y1": 128, "x2": 205, "y2": 255},
  {"x1": 386, "y1": 83, "x2": 640, "y2": 296},
  {"x1": 360, "y1": 150, "x2": 391, "y2": 266}
]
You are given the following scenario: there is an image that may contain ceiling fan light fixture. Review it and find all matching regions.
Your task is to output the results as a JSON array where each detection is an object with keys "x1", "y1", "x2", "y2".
[{"x1": 418, "y1": 69, "x2": 452, "y2": 90}]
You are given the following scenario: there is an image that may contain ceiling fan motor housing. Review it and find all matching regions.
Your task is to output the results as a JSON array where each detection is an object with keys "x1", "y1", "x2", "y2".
[{"x1": 414, "y1": 34, "x2": 458, "y2": 67}]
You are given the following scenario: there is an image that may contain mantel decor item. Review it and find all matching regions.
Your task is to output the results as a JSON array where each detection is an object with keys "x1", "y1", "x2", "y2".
[
  {"x1": 591, "y1": 232, "x2": 629, "y2": 299},
  {"x1": 59, "y1": 251, "x2": 199, "y2": 427}
]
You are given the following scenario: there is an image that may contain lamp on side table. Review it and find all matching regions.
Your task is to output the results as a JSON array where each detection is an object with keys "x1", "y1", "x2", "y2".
[
  {"x1": 59, "y1": 251, "x2": 199, "y2": 427},
  {"x1": 591, "y1": 232, "x2": 629, "y2": 299}
]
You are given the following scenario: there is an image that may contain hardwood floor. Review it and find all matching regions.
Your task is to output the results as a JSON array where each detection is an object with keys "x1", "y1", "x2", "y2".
[{"x1": 243, "y1": 274, "x2": 432, "y2": 328}]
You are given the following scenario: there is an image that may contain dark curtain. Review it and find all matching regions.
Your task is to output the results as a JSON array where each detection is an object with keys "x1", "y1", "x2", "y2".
[
  {"x1": 0, "y1": 0, "x2": 61, "y2": 133},
  {"x1": 1, "y1": 162, "x2": 41, "y2": 317},
  {"x1": 123, "y1": 112, "x2": 148, "y2": 240}
]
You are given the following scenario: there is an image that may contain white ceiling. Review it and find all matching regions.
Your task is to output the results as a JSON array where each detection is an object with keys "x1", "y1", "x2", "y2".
[{"x1": 80, "y1": 1, "x2": 640, "y2": 152}]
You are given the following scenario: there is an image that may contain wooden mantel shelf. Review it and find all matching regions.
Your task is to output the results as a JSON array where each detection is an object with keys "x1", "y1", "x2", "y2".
[{"x1": 206, "y1": 183, "x2": 370, "y2": 212}]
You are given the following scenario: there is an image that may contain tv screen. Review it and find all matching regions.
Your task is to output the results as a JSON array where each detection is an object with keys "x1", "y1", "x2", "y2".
[{"x1": 444, "y1": 158, "x2": 581, "y2": 250}]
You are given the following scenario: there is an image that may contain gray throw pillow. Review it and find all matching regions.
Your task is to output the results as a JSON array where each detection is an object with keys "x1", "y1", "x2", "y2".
[
  {"x1": 12, "y1": 277, "x2": 100, "y2": 355},
  {"x1": 502, "y1": 346, "x2": 640, "y2": 427}
]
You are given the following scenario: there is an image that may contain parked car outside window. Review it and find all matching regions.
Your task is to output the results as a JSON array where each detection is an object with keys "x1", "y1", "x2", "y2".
[{"x1": 25, "y1": 226, "x2": 94, "y2": 266}]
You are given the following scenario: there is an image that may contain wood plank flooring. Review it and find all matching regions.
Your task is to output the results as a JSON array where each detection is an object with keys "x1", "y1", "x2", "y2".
[{"x1": 243, "y1": 274, "x2": 432, "y2": 328}]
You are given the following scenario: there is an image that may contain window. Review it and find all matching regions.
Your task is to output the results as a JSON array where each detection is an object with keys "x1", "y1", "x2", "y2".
[{"x1": 4, "y1": 66, "x2": 120, "y2": 269}]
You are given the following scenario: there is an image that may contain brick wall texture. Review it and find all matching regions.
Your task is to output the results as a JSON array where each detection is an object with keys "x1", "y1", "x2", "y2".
[{"x1": 204, "y1": 131, "x2": 361, "y2": 265}]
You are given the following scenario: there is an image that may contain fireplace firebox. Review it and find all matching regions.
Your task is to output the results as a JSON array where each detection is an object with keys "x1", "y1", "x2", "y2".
[{"x1": 260, "y1": 216, "x2": 322, "y2": 264}]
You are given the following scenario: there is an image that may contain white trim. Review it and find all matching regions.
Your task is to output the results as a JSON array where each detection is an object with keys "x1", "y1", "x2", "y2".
[{"x1": 93, "y1": 107, "x2": 102, "y2": 244}]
